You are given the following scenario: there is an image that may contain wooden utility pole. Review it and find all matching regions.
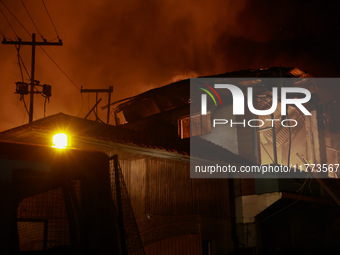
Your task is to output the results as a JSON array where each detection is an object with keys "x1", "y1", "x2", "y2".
[
  {"x1": 2, "y1": 33, "x2": 62, "y2": 122},
  {"x1": 81, "y1": 86, "x2": 113, "y2": 124}
]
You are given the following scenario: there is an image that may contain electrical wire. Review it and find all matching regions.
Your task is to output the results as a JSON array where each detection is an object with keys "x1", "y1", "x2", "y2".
[
  {"x1": 44, "y1": 97, "x2": 47, "y2": 117},
  {"x1": 94, "y1": 110, "x2": 104, "y2": 123},
  {"x1": 16, "y1": 44, "x2": 24, "y2": 81},
  {"x1": 278, "y1": 66, "x2": 292, "y2": 167},
  {"x1": 1, "y1": 0, "x2": 83, "y2": 118},
  {"x1": 39, "y1": 46, "x2": 80, "y2": 91},
  {"x1": 256, "y1": 175, "x2": 310, "y2": 224},
  {"x1": 14, "y1": 40, "x2": 30, "y2": 79},
  {"x1": 87, "y1": 93, "x2": 90, "y2": 111},
  {"x1": 47, "y1": 37, "x2": 58, "y2": 42},
  {"x1": 287, "y1": 106, "x2": 292, "y2": 166},
  {"x1": 0, "y1": 5, "x2": 18, "y2": 38},
  {"x1": 0, "y1": 0, "x2": 31, "y2": 36},
  {"x1": 39, "y1": 46, "x2": 84, "y2": 116},
  {"x1": 34, "y1": 86, "x2": 43, "y2": 95},
  {"x1": 15, "y1": 44, "x2": 31, "y2": 116},
  {"x1": 0, "y1": 28, "x2": 6, "y2": 38},
  {"x1": 257, "y1": 151, "x2": 314, "y2": 224},
  {"x1": 1, "y1": 1, "x2": 80, "y2": 120},
  {"x1": 41, "y1": 0, "x2": 60, "y2": 39},
  {"x1": 17, "y1": 51, "x2": 30, "y2": 79},
  {"x1": 260, "y1": 142, "x2": 275, "y2": 163},
  {"x1": 101, "y1": 96, "x2": 135, "y2": 110},
  {"x1": 15, "y1": 44, "x2": 31, "y2": 80},
  {"x1": 22, "y1": 96, "x2": 29, "y2": 114},
  {"x1": 20, "y1": 0, "x2": 44, "y2": 39},
  {"x1": 16, "y1": 45, "x2": 30, "y2": 116},
  {"x1": 0, "y1": 3, "x2": 31, "y2": 118},
  {"x1": 78, "y1": 93, "x2": 84, "y2": 117}
]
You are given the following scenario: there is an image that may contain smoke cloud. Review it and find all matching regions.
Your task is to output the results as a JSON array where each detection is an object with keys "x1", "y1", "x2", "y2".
[{"x1": 0, "y1": 0, "x2": 339, "y2": 130}]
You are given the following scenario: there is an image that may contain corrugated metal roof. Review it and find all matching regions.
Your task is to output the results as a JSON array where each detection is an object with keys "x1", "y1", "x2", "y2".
[
  {"x1": 115, "y1": 66, "x2": 309, "y2": 123},
  {"x1": 0, "y1": 113, "x2": 188, "y2": 156},
  {"x1": 0, "y1": 113, "x2": 254, "y2": 165},
  {"x1": 0, "y1": 112, "x2": 137, "y2": 142}
]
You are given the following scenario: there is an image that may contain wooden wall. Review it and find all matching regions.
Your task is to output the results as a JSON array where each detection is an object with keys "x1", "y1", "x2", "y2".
[
  {"x1": 118, "y1": 156, "x2": 234, "y2": 254},
  {"x1": 119, "y1": 157, "x2": 230, "y2": 218},
  {"x1": 144, "y1": 234, "x2": 202, "y2": 255}
]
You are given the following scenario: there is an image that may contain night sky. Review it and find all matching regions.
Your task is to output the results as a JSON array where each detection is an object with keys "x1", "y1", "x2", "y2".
[{"x1": 0, "y1": 0, "x2": 340, "y2": 131}]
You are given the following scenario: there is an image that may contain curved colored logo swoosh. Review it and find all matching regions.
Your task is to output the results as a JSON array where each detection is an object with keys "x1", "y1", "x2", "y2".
[
  {"x1": 199, "y1": 87, "x2": 217, "y2": 106},
  {"x1": 205, "y1": 84, "x2": 222, "y2": 106}
]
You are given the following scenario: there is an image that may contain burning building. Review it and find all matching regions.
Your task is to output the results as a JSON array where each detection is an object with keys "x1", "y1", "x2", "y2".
[{"x1": 0, "y1": 67, "x2": 339, "y2": 254}]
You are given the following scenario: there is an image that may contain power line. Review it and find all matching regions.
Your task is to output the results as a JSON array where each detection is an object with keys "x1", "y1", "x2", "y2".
[
  {"x1": 16, "y1": 45, "x2": 30, "y2": 116},
  {"x1": 41, "y1": 0, "x2": 60, "y2": 39},
  {"x1": 16, "y1": 44, "x2": 24, "y2": 81},
  {"x1": 0, "y1": 2, "x2": 34, "y2": 119},
  {"x1": 0, "y1": 28, "x2": 5, "y2": 38},
  {"x1": 15, "y1": 43, "x2": 31, "y2": 80},
  {"x1": 44, "y1": 96, "x2": 48, "y2": 117},
  {"x1": 18, "y1": 51, "x2": 31, "y2": 79},
  {"x1": 0, "y1": 5, "x2": 18, "y2": 38},
  {"x1": 256, "y1": 176, "x2": 309, "y2": 224},
  {"x1": 1, "y1": 1, "x2": 83, "y2": 118},
  {"x1": 20, "y1": 0, "x2": 44, "y2": 40},
  {"x1": 47, "y1": 37, "x2": 58, "y2": 42},
  {"x1": 78, "y1": 93, "x2": 84, "y2": 117},
  {"x1": 1, "y1": 2, "x2": 79, "y2": 120},
  {"x1": 3, "y1": 33, "x2": 62, "y2": 123},
  {"x1": 39, "y1": 46, "x2": 85, "y2": 116},
  {"x1": 15, "y1": 44, "x2": 34, "y2": 118},
  {"x1": 22, "y1": 96, "x2": 29, "y2": 115},
  {"x1": 0, "y1": 0, "x2": 31, "y2": 36},
  {"x1": 39, "y1": 46, "x2": 81, "y2": 91}
]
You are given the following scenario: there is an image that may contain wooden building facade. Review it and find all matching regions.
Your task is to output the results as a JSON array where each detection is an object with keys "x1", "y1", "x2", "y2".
[
  {"x1": 2, "y1": 67, "x2": 340, "y2": 254},
  {"x1": 0, "y1": 113, "x2": 238, "y2": 254}
]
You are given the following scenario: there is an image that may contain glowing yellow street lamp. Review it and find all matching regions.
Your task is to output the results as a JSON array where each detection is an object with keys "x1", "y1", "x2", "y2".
[{"x1": 52, "y1": 133, "x2": 68, "y2": 149}]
